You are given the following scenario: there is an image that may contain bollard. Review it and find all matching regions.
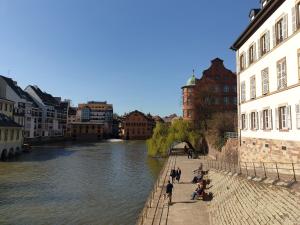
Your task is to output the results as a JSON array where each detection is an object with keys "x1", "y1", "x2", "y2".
[
  {"x1": 275, "y1": 162, "x2": 280, "y2": 180},
  {"x1": 253, "y1": 162, "x2": 256, "y2": 177},
  {"x1": 292, "y1": 163, "x2": 296, "y2": 182},
  {"x1": 263, "y1": 162, "x2": 267, "y2": 178}
]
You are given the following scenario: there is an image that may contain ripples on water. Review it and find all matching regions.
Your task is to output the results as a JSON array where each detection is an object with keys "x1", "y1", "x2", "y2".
[{"x1": 0, "y1": 141, "x2": 164, "y2": 225}]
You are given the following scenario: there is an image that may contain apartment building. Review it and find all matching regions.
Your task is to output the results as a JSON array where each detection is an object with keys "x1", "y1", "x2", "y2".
[
  {"x1": 0, "y1": 75, "x2": 41, "y2": 139},
  {"x1": 231, "y1": 0, "x2": 300, "y2": 163},
  {"x1": 0, "y1": 98, "x2": 23, "y2": 160},
  {"x1": 25, "y1": 85, "x2": 68, "y2": 137}
]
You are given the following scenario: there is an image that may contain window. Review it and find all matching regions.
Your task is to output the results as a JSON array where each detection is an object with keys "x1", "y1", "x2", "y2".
[
  {"x1": 261, "y1": 109, "x2": 272, "y2": 130},
  {"x1": 250, "y1": 76, "x2": 256, "y2": 99},
  {"x1": 241, "y1": 114, "x2": 247, "y2": 130},
  {"x1": 4, "y1": 129, "x2": 8, "y2": 141},
  {"x1": 10, "y1": 129, "x2": 14, "y2": 141},
  {"x1": 296, "y1": 3, "x2": 300, "y2": 30},
  {"x1": 240, "y1": 53, "x2": 246, "y2": 71},
  {"x1": 250, "y1": 112, "x2": 259, "y2": 130},
  {"x1": 276, "y1": 105, "x2": 291, "y2": 130},
  {"x1": 261, "y1": 68, "x2": 269, "y2": 95},
  {"x1": 223, "y1": 85, "x2": 229, "y2": 93},
  {"x1": 277, "y1": 58, "x2": 287, "y2": 90},
  {"x1": 187, "y1": 110, "x2": 192, "y2": 118},
  {"x1": 224, "y1": 97, "x2": 229, "y2": 105},
  {"x1": 248, "y1": 44, "x2": 255, "y2": 65},
  {"x1": 16, "y1": 130, "x2": 20, "y2": 140},
  {"x1": 0, "y1": 129, "x2": 1, "y2": 141},
  {"x1": 241, "y1": 81, "x2": 246, "y2": 103},
  {"x1": 274, "y1": 15, "x2": 287, "y2": 46},
  {"x1": 296, "y1": 103, "x2": 300, "y2": 129},
  {"x1": 259, "y1": 32, "x2": 270, "y2": 56},
  {"x1": 232, "y1": 97, "x2": 237, "y2": 105}
]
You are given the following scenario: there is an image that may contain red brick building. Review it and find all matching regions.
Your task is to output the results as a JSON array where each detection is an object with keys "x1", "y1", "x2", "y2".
[
  {"x1": 182, "y1": 58, "x2": 237, "y2": 122},
  {"x1": 121, "y1": 110, "x2": 155, "y2": 140}
]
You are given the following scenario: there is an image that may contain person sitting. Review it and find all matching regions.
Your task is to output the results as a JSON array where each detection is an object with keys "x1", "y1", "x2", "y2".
[{"x1": 191, "y1": 182, "x2": 204, "y2": 200}]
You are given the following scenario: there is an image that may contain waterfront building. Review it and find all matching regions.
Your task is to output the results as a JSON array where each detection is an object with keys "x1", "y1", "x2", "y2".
[
  {"x1": 68, "y1": 122, "x2": 104, "y2": 140},
  {"x1": 231, "y1": 0, "x2": 300, "y2": 162},
  {"x1": 0, "y1": 98, "x2": 23, "y2": 160},
  {"x1": 25, "y1": 85, "x2": 68, "y2": 137},
  {"x1": 0, "y1": 75, "x2": 41, "y2": 139},
  {"x1": 77, "y1": 101, "x2": 113, "y2": 136},
  {"x1": 181, "y1": 58, "x2": 237, "y2": 122},
  {"x1": 163, "y1": 114, "x2": 179, "y2": 124},
  {"x1": 121, "y1": 110, "x2": 155, "y2": 140}
]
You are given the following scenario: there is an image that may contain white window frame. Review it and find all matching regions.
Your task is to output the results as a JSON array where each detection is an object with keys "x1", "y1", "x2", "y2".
[
  {"x1": 241, "y1": 81, "x2": 246, "y2": 103},
  {"x1": 296, "y1": 103, "x2": 300, "y2": 129},
  {"x1": 261, "y1": 68, "x2": 269, "y2": 95},
  {"x1": 298, "y1": 49, "x2": 300, "y2": 80},
  {"x1": 250, "y1": 111, "x2": 259, "y2": 130},
  {"x1": 241, "y1": 113, "x2": 247, "y2": 130},
  {"x1": 240, "y1": 53, "x2": 246, "y2": 71},
  {"x1": 261, "y1": 108, "x2": 272, "y2": 130},
  {"x1": 276, "y1": 105, "x2": 292, "y2": 131},
  {"x1": 277, "y1": 58, "x2": 287, "y2": 90},
  {"x1": 250, "y1": 76, "x2": 256, "y2": 99}
]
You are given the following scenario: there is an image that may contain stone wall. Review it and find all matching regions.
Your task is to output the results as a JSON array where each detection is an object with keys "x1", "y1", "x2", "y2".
[
  {"x1": 208, "y1": 138, "x2": 239, "y2": 164},
  {"x1": 240, "y1": 137, "x2": 300, "y2": 163}
]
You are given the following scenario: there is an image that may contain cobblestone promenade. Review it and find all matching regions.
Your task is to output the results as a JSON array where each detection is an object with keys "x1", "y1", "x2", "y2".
[{"x1": 138, "y1": 156, "x2": 300, "y2": 225}]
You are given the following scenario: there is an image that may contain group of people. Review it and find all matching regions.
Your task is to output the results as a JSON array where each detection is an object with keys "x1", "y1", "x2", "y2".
[{"x1": 165, "y1": 167, "x2": 182, "y2": 204}]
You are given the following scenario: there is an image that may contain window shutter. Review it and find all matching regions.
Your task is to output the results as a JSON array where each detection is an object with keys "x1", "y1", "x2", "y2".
[
  {"x1": 257, "y1": 39, "x2": 261, "y2": 59},
  {"x1": 275, "y1": 107, "x2": 279, "y2": 130},
  {"x1": 260, "y1": 111, "x2": 263, "y2": 130},
  {"x1": 292, "y1": 7, "x2": 297, "y2": 33},
  {"x1": 244, "y1": 53, "x2": 247, "y2": 69},
  {"x1": 272, "y1": 25, "x2": 276, "y2": 48},
  {"x1": 245, "y1": 113, "x2": 248, "y2": 130},
  {"x1": 249, "y1": 113, "x2": 252, "y2": 130},
  {"x1": 268, "y1": 109, "x2": 273, "y2": 130},
  {"x1": 253, "y1": 42, "x2": 257, "y2": 61},
  {"x1": 287, "y1": 105, "x2": 292, "y2": 130},
  {"x1": 266, "y1": 31, "x2": 270, "y2": 52},
  {"x1": 237, "y1": 53, "x2": 240, "y2": 73},
  {"x1": 296, "y1": 104, "x2": 300, "y2": 129},
  {"x1": 277, "y1": 62, "x2": 281, "y2": 89},
  {"x1": 256, "y1": 112, "x2": 259, "y2": 130},
  {"x1": 246, "y1": 49, "x2": 250, "y2": 67},
  {"x1": 283, "y1": 14, "x2": 288, "y2": 39}
]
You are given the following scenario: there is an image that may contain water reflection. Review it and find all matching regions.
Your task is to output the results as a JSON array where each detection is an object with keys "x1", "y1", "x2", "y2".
[{"x1": 0, "y1": 141, "x2": 164, "y2": 225}]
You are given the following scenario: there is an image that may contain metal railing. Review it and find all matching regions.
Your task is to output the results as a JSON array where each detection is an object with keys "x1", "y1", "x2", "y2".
[
  {"x1": 224, "y1": 132, "x2": 238, "y2": 139},
  {"x1": 202, "y1": 158, "x2": 300, "y2": 184},
  {"x1": 136, "y1": 155, "x2": 177, "y2": 225}
]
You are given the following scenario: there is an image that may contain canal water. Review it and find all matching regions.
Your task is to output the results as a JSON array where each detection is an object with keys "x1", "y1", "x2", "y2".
[{"x1": 0, "y1": 141, "x2": 164, "y2": 225}]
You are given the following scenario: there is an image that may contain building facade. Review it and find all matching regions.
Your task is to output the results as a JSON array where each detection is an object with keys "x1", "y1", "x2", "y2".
[
  {"x1": 121, "y1": 110, "x2": 155, "y2": 140},
  {"x1": 0, "y1": 98, "x2": 23, "y2": 160},
  {"x1": 231, "y1": 0, "x2": 300, "y2": 163},
  {"x1": 0, "y1": 76, "x2": 41, "y2": 139},
  {"x1": 77, "y1": 101, "x2": 113, "y2": 136},
  {"x1": 182, "y1": 58, "x2": 237, "y2": 122},
  {"x1": 25, "y1": 85, "x2": 68, "y2": 137}
]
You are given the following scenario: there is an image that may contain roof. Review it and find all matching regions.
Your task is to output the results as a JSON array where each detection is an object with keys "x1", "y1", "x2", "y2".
[
  {"x1": 0, "y1": 113, "x2": 22, "y2": 127},
  {"x1": 0, "y1": 75, "x2": 32, "y2": 102},
  {"x1": 28, "y1": 85, "x2": 59, "y2": 106},
  {"x1": 231, "y1": 0, "x2": 285, "y2": 51},
  {"x1": 125, "y1": 110, "x2": 153, "y2": 121}
]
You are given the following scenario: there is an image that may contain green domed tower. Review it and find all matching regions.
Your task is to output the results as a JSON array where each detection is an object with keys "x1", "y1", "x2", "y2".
[{"x1": 181, "y1": 70, "x2": 197, "y2": 121}]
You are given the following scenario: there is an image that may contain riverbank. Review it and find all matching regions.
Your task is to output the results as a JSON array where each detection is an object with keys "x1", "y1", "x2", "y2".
[
  {"x1": 137, "y1": 155, "x2": 300, "y2": 225},
  {"x1": 137, "y1": 155, "x2": 210, "y2": 225}
]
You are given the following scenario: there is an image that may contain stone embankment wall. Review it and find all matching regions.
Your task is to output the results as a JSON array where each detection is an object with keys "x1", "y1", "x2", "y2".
[
  {"x1": 207, "y1": 138, "x2": 238, "y2": 164},
  {"x1": 208, "y1": 170, "x2": 300, "y2": 225}
]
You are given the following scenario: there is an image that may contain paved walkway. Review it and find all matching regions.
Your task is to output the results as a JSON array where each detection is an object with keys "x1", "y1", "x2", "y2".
[{"x1": 138, "y1": 155, "x2": 210, "y2": 225}]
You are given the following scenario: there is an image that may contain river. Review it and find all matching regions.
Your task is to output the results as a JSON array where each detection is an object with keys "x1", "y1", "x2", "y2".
[{"x1": 0, "y1": 140, "x2": 165, "y2": 225}]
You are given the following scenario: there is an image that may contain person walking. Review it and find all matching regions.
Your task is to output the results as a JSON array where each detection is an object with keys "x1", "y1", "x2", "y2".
[
  {"x1": 166, "y1": 180, "x2": 174, "y2": 204},
  {"x1": 170, "y1": 169, "x2": 176, "y2": 184},
  {"x1": 176, "y1": 167, "x2": 182, "y2": 183}
]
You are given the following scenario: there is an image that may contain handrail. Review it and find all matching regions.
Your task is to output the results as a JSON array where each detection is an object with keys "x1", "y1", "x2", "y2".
[{"x1": 203, "y1": 158, "x2": 299, "y2": 183}]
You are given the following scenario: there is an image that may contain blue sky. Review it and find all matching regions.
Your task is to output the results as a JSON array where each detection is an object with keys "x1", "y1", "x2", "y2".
[{"x1": 0, "y1": 0, "x2": 257, "y2": 116}]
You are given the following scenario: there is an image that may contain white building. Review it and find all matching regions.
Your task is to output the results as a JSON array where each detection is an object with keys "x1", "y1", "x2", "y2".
[
  {"x1": 25, "y1": 85, "x2": 68, "y2": 137},
  {"x1": 0, "y1": 98, "x2": 23, "y2": 160},
  {"x1": 0, "y1": 75, "x2": 41, "y2": 139},
  {"x1": 231, "y1": 0, "x2": 300, "y2": 163}
]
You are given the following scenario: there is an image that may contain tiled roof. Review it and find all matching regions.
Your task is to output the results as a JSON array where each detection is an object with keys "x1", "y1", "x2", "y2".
[
  {"x1": 0, "y1": 113, "x2": 22, "y2": 127},
  {"x1": 29, "y1": 85, "x2": 59, "y2": 106}
]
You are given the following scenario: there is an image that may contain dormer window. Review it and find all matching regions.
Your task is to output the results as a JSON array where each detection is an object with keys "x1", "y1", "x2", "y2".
[{"x1": 261, "y1": 0, "x2": 269, "y2": 8}]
